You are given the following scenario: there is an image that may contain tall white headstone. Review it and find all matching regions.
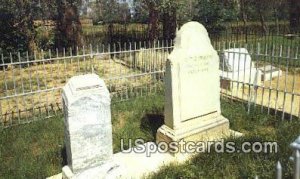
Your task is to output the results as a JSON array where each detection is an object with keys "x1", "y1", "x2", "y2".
[
  {"x1": 157, "y1": 22, "x2": 231, "y2": 154},
  {"x1": 62, "y1": 74, "x2": 121, "y2": 179}
]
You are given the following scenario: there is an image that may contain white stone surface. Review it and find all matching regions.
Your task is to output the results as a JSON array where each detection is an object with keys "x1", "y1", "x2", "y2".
[
  {"x1": 164, "y1": 21, "x2": 221, "y2": 130},
  {"x1": 50, "y1": 142, "x2": 182, "y2": 179},
  {"x1": 62, "y1": 161, "x2": 123, "y2": 179},
  {"x1": 291, "y1": 136, "x2": 300, "y2": 150},
  {"x1": 220, "y1": 68, "x2": 262, "y2": 86},
  {"x1": 259, "y1": 65, "x2": 283, "y2": 81},
  {"x1": 114, "y1": 142, "x2": 177, "y2": 178},
  {"x1": 62, "y1": 74, "x2": 113, "y2": 174},
  {"x1": 221, "y1": 48, "x2": 254, "y2": 72},
  {"x1": 49, "y1": 130, "x2": 242, "y2": 179},
  {"x1": 220, "y1": 48, "x2": 261, "y2": 87}
]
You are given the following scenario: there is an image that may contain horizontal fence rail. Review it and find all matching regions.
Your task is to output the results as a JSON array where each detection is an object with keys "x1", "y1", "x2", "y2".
[{"x1": 0, "y1": 39, "x2": 299, "y2": 128}]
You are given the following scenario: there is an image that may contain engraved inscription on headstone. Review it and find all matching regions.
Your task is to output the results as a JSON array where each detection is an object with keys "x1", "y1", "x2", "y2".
[
  {"x1": 179, "y1": 54, "x2": 219, "y2": 121},
  {"x1": 157, "y1": 22, "x2": 231, "y2": 154},
  {"x1": 183, "y1": 56, "x2": 210, "y2": 75}
]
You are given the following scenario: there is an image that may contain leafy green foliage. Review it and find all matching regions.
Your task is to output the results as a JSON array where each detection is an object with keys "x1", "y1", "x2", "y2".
[
  {"x1": 289, "y1": 0, "x2": 300, "y2": 32},
  {"x1": 132, "y1": 0, "x2": 196, "y2": 40},
  {"x1": 193, "y1": 0, "x2": 238, "y2": 33},
  {"x1": 0, "y1": 0, "x2": 38, "y2": 54},
  {"x1": 132, "y1": 0, "x2": 149, "y2": 23},
  {"x1": 35, "y1": 27, "x2": 55, "y2": 50},
  {"x1": 239, "y1": 0, "x2": 289, "y2": 22},
  {"x1": 55, "y1": 0, "x2": 83, "y2": 49},
  {"x1": 89, "y1": 0, "x2": 131, "y2": 23}
]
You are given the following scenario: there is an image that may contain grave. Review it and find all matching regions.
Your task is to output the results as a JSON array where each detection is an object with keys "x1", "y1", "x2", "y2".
[
  {"x1": 220, "y1": 48, "x2": 261, "y2": 90},
  {"x1": 49, "y1": 22, "x2": 242, "y2": 179},
  {"x1": 59, "y1": 74, "x2": 175, "y2": 179},
  {"x1": 221, "y1": 48, "x2": 254, "y2": 72},
  {"x1": 61, "y1": 74, "x2": 122, "y2": 179},
  {"x1": 259, "y1": 65, "x2": 283, "y2": 81},
  {"x1": 156, "y1": 21, "x2": 237, "y2": 155}
]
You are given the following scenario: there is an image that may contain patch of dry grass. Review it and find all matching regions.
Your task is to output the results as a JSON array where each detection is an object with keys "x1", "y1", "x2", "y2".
[
  {"x1": 222, "y1": 71, "x2": 300, "y2": 117},
  {"x1": 0, "y1": 50, "x2": 167, "y2": 125}
]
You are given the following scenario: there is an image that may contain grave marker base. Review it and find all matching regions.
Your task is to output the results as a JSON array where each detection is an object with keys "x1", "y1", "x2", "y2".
[
  {"x1": 156, "y1": 115, "x2": 230, "y2": 156},
  {"x1": 62, "y1": 161, "x2": 123, "y2": 179}
]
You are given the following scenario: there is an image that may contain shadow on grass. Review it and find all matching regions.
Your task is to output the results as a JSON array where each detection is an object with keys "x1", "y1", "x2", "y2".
[
  {"x1": 149, "y1": 98, "x2": 299, "y2": 179},
  {"x1": 61, "y1": 146, "x2": 67, "y2": 167},
  {"x1": 140, "y1": 113, "x2": 164, "y2": 141}
]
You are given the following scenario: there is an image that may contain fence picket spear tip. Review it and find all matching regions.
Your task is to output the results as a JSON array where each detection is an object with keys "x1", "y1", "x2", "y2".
[
  {"x1": 296, "y1": 137, "x2": 300, "y2": 143},
  {"x1": 290, "y1": 156, "x2": 295, "y2": 162},
  {"x1": 276, "y1": 161, "x2": 282, "y2": 169},
  {"x1": 296, "y1": 150, "x2": 300, "y2": 158},
  {"x1": 294, "y1": 150, "x2": 300, "y2": 179},
  {"x1": 276, "y1": 161, "x2": 282, "y2": 179}
]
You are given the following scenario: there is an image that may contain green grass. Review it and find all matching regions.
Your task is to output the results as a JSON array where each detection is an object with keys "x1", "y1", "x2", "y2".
[
  {"x1": 0, "y1": 114, "x2": 65, "y2": 179},
  {"x1": 112, "y1": 94, "x2": 164, "y2": 153},
  {"x1": 0, "y1": 94, "x2": 164, "y2": 178},
  {"x1": 149, "y1": 99, "x2": 299, "y2": 179},
  {"x1": 0, "y1": 94, "x2": 299, "y2": 178}
]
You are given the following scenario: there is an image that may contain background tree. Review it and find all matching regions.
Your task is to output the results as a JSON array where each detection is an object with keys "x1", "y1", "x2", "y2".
[
  {"x1": 0, "y1": 0, "x2": 39, "y2": 54},
  {"x1": 34, "y1": 0, "x2": 58, "y2": 21},
  {"x1": 134, "y1": 0, "x2": 195, "y2": 40},
  {"x1": 273, "y1": 0, "x2": 289, "y2": 34},
  {"x1": 193, "y1": 0, "x2": 238, "y2": 34},
  {"x1": 289, "y1": 0, "x2": 300, "y2": 33},
  {"x1": 160, "y1": 1, "x2": 177, "y2": 40},
  {"x1": 249, "y1": 0, "x2": 273, "y2": 35},
  {"x1": 90, "y1": 0, "x2": 131, "y2": 23},
  {"x1": 238, "y1": 0, "x2": 290, "y2": 35},
  {"x1": 141, "y1": 0, "x2": 160, "y2": 40},
  {"x1": 101, "y1": 0, "x2": 123, "y2": 22},
  {"x1": 160, "y1": 0, "x2": 196, "y2": 39},
  {"x1": 239, "y1": 0, "x2": 250, "y2": 32},
  {"x1": 55, "y1": 0, "x2": 83, "y2": 49},
  {"x1": 132, "y1": 0, "x2": 148, "y2": 23},
  {"x1": 117, "y1": 2, "x2": 132, "y2": 23},
  {"x1": 89, "y1": 0, "x2": 104, "y2": 24}
]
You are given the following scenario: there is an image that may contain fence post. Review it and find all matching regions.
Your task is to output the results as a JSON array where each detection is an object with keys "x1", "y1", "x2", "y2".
[
  {"x1": 276, "y1": 161, "x2": 282, "y2": 179},
  {"x1": 291, "y1": 136, "x2": 300, "y2": 179},
  {"x1": 295, "y1": 150, "x2": 300, "y2": 179}
]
